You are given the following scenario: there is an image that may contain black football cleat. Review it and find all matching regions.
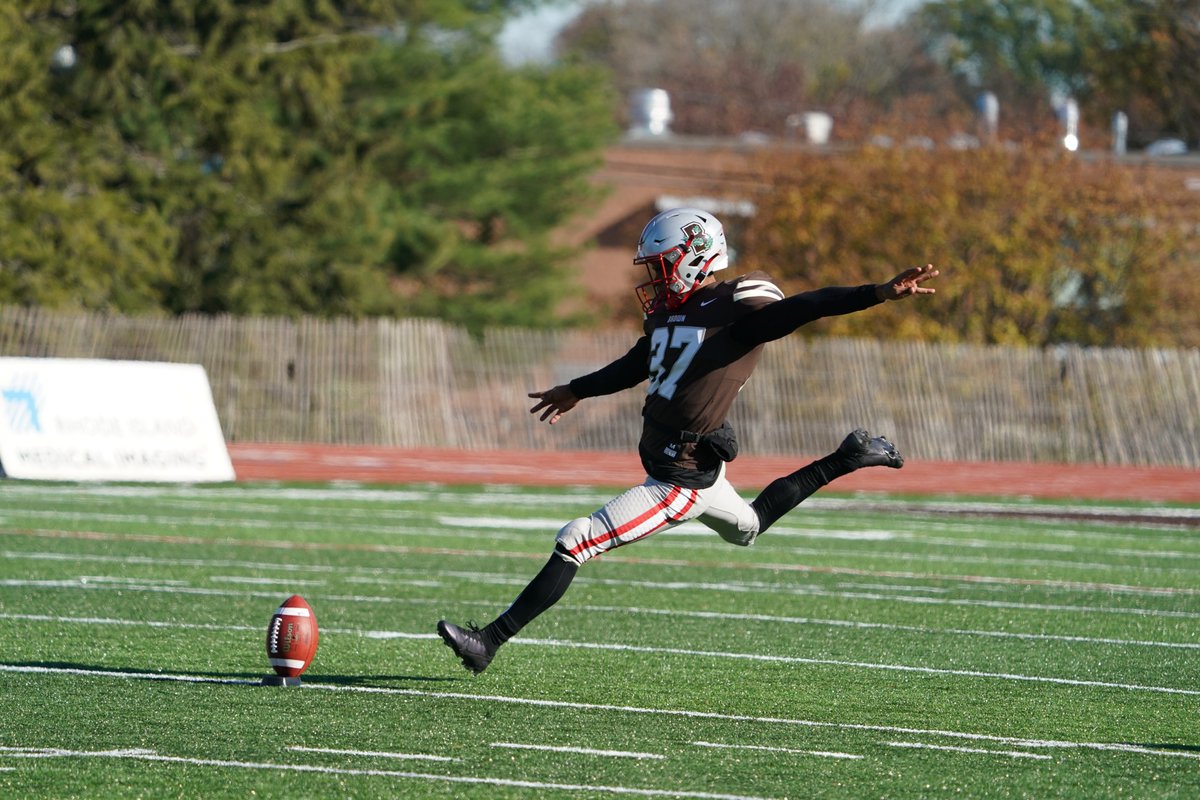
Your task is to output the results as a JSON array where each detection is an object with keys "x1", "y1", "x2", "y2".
[
  {"x1": 436, "y1": 620, "x2": 495, "y2": 674},
  {"x1": 837, "y1": 428, "x2": 904, "y2": 470}
]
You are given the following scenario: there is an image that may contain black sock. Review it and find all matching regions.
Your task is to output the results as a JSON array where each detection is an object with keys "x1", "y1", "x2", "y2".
[
  {"x1": 483, "y1": 545, "x2": 578, "y2": 647},
  {"x1": 750, "y1": 451, "x2": 854, "y2": 534}
]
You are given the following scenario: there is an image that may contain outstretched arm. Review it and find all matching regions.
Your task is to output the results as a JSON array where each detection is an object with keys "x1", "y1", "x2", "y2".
[
  {"x1": 729, "y1": 264, "x2": 940, "y2": 347},
  {"x1": 529, "y1": 335, "x2": 651, "y2": 425}
]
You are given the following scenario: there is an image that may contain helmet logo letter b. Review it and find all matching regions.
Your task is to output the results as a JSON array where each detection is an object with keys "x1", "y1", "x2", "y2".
[{"x1": 682, "y1": 222, "x2": 712, "y2": 255}]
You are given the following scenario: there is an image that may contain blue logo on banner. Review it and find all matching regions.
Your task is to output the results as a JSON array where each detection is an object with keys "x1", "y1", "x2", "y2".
[{"x1": 2, "y1": 387, "x2": 43, "y2": 433}]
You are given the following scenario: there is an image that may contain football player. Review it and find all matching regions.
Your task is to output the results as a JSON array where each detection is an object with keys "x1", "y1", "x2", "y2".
[{"x1": 438, "y1": 207, "x2": 939, "y2": 674}]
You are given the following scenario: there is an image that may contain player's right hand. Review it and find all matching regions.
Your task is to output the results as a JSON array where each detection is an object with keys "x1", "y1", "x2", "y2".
[{"x1": 528, "y1": 385, "x2": 579, "y2": 425}]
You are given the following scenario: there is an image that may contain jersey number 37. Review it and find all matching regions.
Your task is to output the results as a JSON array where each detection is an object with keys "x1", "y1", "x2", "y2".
[{"x1": 647, "y1": 326, "x2": 705, "y2": 401}]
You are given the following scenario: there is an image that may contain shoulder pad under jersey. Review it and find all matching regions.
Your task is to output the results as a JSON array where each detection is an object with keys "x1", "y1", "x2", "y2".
[{"x1": 732, "y1": 272, "x2": 785, "y2": 306}]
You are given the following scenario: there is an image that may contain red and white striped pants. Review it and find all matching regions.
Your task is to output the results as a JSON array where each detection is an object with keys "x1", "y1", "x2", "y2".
[{"x1": 555, "y1": 466, "x2": 760, "y2": 565}]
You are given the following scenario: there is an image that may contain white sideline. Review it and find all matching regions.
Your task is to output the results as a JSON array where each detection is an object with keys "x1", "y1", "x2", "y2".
[
  {"x1": 0, "y1": 746, "x2": 767, "y2": 800},
  {"x1": 2, "y1": 665, "x2": 1197, "y2": 761}
]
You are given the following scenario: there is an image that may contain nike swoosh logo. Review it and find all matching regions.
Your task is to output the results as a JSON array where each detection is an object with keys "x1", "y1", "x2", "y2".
[{"x1": 700, "y1": 299, "x2": 716, "y2": 307}]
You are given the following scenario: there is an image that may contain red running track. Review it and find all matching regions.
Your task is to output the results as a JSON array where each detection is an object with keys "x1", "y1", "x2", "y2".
[{"x1": 228, "y1": 443, "x2": 1200, "y2": 503}]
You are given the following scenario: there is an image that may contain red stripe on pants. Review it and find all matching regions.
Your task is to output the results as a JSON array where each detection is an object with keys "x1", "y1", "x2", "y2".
[{"x1": 567, "y1": 485, "x2": 697, "y2": 559}]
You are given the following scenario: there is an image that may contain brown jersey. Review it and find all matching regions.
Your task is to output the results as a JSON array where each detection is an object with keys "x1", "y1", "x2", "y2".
[
  {"x1": 568, "y1": 273, "x2": 882, "y2": 489},
  {"x1": 637, "y1": 270, "x2": 783, "y2": 484}
]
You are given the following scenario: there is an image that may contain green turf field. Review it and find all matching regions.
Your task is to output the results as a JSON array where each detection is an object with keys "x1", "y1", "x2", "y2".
[{"x1": 1, "y1": 480, "x2": 1198, "y2": 798}]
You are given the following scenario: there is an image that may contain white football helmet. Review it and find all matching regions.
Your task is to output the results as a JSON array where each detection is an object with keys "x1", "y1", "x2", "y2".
[{"x1": 634, "y1": 207, "x2": 729, "y2": 313}]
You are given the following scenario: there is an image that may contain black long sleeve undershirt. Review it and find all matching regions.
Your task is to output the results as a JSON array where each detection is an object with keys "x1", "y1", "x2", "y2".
[
  {"x1": 568, "y1": 335, "x2": 650, "y2": 399},
  {"x1": 728, "y1": 284, "x2": 882, "y2": 347},
  {"x1": 569, "y1": 284, "x2": 881, "y2": 399}
]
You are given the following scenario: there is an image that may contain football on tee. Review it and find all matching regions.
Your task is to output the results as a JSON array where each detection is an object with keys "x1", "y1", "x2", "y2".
[{"x1": 266, "y1": 594, "x2": 319, "y2": 677}]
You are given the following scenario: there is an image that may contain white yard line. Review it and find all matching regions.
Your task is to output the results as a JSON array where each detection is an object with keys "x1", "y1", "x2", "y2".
[
  {"x1": 0, "y1": 746, "x2": 767, "y2": 800},
  {"x1": 4, "y1": 482, "x2": 1198, "y2": 524},
  {"x1": 2, "y1": 666, "x2": 1196, "y2": 761},
  {"x1": 512, "y1": 637, "x2": 1200, "y2": 696},
  {"x1": 490, "y1": 742, "x2": 664, "y2": 760},
  {"x1": 6, "y1": 571, "x2": 1198, "y2": 623},
  {"x1": 885, "y1": 741, "x2": 1053, "y2": 760},
  {"x1": 7, "y1": 528, "x2": 1200, "y2": 599},
  {"x1": 6, "y1": 502, "x2": 1200, "y2": 563},
  {"x1": 7, "y1": 531, "x2": 1200, "y2": 603},
  {"x1": 286, "y1": 745, "x2": 454, "y2": 762},
  {"x1": 691, "y1": 741, "x2": 862, "y2": 760}
]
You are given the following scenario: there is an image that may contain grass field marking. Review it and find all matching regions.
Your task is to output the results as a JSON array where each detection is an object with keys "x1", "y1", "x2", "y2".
[
  {"x1": 0, "y1": 578, "x2": 437, "y2": 607},
  {"x1": 12, "y1": 528, "x2": 1200, "y2": 602},
  {"x1": 11, "y1": 480, "x2": 1200, "y2": 522},
  {"x1": 0, "y1": 613, "x2": 439, "y2": 644},
  {"x1": 602, "y1": 605, "x2": 1200, "y2": 651},
  {"x1": 286, "y1": 745, "x2": 455, "y2": 762},
  {"x1": 209, "y1": 576, "x2": 328, "y2": 587},
  {"x1": 4, "y1": 664, "x2": 1195, "y2": 762},
  {"x1": 2, "y1": 507, "x2": 534, "y2": 543},
  {"x1": 14, "y1": 571, "x2": 1200, "y2": 625},
  {"x1": 13, "y1": 542, "x2": 1200, "y2": 604},
  {"x1": 516, "y1": 636, "x2": 1200, "y2": 696},
  {"x1": 690, "y1": 741, "x2": 863, "y2": 760},
  {"x1": 0, "y1": 745, "x2": 774, "y2": 800},
  {"x1": 23, "y1": 498, "x2": 1200, "y2": 568},
  {"x1": 490, "y1": 742, "x2": 665, "y2": 760},
  {"x1": 884, "y1": 742, "x2": 1053, "y2": 760},
  {"x1": 835, "y1": 582, "x2": 950, "y2": 593},
  {"x1": 10, "y1": 609, "x2": 1200, "y2": 664}
]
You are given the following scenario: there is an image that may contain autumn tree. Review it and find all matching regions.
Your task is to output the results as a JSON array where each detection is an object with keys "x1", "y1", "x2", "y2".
[{"x1": 743, "y1": 144, "x2": 1199, "y2": 347}]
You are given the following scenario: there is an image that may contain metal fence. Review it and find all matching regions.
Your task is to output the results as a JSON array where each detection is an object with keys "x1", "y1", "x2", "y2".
[{"x1": 2, "y1": 306, "x2": 1197, "y2": 467}]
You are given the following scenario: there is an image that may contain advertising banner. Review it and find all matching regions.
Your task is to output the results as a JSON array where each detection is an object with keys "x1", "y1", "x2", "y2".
[{"x1": 0, "y1": 358, "x2": 236, "y2": 482}]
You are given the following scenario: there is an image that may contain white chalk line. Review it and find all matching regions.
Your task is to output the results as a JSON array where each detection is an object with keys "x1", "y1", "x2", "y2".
[
  {"x1": 0, "y1": 745, "x2": 767, "y2": 800},
  {"x1": 0, "y1": 619, "x2": 1194, "y2": 696},
  {"x1": 6, "y1": 500, "x2": 1200, "y2": 567},
  {"x1": 8, "y1": 528, "x2": 1200, "y2": 603},
  {"x1": 597, "y1": 605, "x2": 1200, "y2": 651},
  {"x1": 511, "y1": 637, "x2": 1200, "y2": 696},
  {"x1": 6, "y1": 571, "x2": 1198, "y2": 624},
  {"x1": 490, "y1": 742, "x2": 664, "y2": 760},
  {"x1": 691, "y1": 741, "x2": 862, "y2": 760},
  {"x1": 286, "y1": 745, "x2": 454, "y2": 762},
  {"x1": 5, "y1": 481, "x2": 1197, "y2": 527},
  {"x1": 7, "y1": 575, "x2": 1200, "y2": 657},
  {"x1": 5, "y1": 570, "x2": 1200, "y2": 650},
  {"x1": 885, "y1": 742, "x2": 1053, "y2": 760},
  {"x1": 2, "y1": 665, "x2": 1196, "y2": 762},
  {"x1": 7, "y1": 537, "x2": 1200, "y2": 606},
  {"x1": 7, "y1": 602, "x2": 1199, "y2": 672}
]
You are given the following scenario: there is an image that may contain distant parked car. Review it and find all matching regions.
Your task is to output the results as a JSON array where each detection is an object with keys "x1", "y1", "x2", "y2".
[{"x1": 1145, "y1": 138, "x2": 1188, "y2": 156}]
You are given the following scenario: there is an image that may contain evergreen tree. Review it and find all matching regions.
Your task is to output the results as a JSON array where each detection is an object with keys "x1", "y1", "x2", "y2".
[{"x1": 0, "y1": 1, "x2": 617, "y2": 324}]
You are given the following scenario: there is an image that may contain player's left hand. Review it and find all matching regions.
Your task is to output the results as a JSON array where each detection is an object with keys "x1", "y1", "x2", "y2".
[{"x1": 876, "y1": 264, "x2": 939, "y2": 301}]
